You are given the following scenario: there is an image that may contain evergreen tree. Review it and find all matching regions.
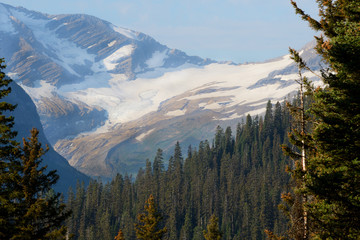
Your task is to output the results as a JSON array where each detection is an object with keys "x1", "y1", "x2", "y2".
[
  {"x1": 291, "y1": 0, "x2": 360, "y2": 238},
  {"x1": 152, "y1": 148, "x2": 164, "y2": 204},
  {"x1": 13, "y1": 129, "x2": 71, "y2": 239},
  {"x1": 0, "y1": 57, "x2": 20, "y2": 239},
  {"x1": 203, "y1": 214, "x2": 222, "y2": 240},
  {"x1": 134, "y1": 194, "x2": 167, "y2": 240},
  {"x1": 114, "y1": 229, "x2": 125, "y2": 240},
  {"x1": 280, "y1": 49, "x2": 315, "y2": 240},
  {"x1": 66, "y1": 106, "x2": 294, "y2": 240},
  {"x1": 0, "y1": 59, "x2": 70, "y2": 239},
  {"x1": 263, "y1": 100, "x2": 274, "y2": 141}
]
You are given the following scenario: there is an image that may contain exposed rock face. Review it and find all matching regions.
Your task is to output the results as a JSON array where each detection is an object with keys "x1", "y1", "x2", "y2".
[
  {"x1": 0, "y1": 2, "x2": 213, "y2": 146},
  {"x1": 37, "y1": 94, "x2": 106, "y2": 145},
  {"x1": 0, "y1": 3, "x2": 322, "y2": 178}
]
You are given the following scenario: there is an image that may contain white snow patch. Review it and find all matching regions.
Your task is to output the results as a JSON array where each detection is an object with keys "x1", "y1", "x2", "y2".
[
  {"x1": 20, "y1": 80, "x2": 57, "y2": 102},
  {"x1": 146, "y1": 50, "x2": 168, "y2": 68},
  {"x1": 198, "y1": 102, "x2": 207, "y2": 108},
  {"x1": 87, "y1": 43, "x2": 97, "y2": 49},
  {"x1": 7, "y1": 72, "x2": 18, "y2": 80},
  {"x1": 245, "y1": 108, "x2": 266, "y2": 117},
  {"x1": 166, "y1": 109, "x2": 186, "y2": 117},
  {"x1": 112, "y1": 25, "x2": 138, "y2": 40},
  {"x1": 103, "y1": 45, "x2": 134, "y2": 71},
  {"x1": 136, "y1": 63, "x2": 199, "y2": 79},
  {"x1": 274, "y1": 71, "x2": 317, "y2": 82},
  {"x1": 107, "y1": 40, "x2": 117, "y2": 47},
  {"x1": 249, "y1": 101, "x2": 268, "y2": 107},
  {"x1": 10, "y1": 9, "x2": 96, "y2": 77},
  {"x1": 217, "y1": 112, "x2": 241, "y2": 121},
  {"x1": 136, "y1": 129, "x2": 155, "y2": 142},
  {"x1": 217, "y1": 108, "x2": 266, "y2": 121},
  {"x1": 203, "y1": 102, "x2": 224, "y2": 110}
]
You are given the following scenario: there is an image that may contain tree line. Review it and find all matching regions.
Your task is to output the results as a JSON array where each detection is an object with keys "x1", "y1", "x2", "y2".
[
  {"x1": 66, "y1": 100, "x2": 292, "y2": 240},
  {"x1": 1, "y1": 0, "x2": 359, "y2": 239}
]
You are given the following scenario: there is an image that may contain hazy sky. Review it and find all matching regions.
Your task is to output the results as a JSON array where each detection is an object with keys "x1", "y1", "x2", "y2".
[{"x1": 1, "y1": 0, "x2": 319, "y2": 63}]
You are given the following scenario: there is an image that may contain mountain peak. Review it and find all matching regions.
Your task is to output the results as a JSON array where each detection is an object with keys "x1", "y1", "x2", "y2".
[{"x1": 0, "y1": 2, "x2": 321, "y2": 178}]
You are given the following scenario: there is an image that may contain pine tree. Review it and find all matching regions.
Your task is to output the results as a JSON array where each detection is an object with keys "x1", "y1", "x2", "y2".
[
  {"x1": 291, "y1": 0, "x2": 360, "y2": 238},
  {"x1": 13, "y1": 128, "x2": 71, "y2": 239},
  {"x1": 134, "y1": 194, "x2": 167, "y2": 240},
  {"x1": 0, "y1": 58, "x2": 21, "y2": 239},
  {"x1": 280, "y1": 49, "x2": 315, "y2": 240},
  {"x1": 203, "y1": 214, "x2": 222, "y2": 240},
  {"x1": 0, "y1": 58, "x2": 17, "y2": 151},
  {"x1": 66, "y1": 110, "x2": 294, "y2": 239},
  {"x1": 0, "y1": 59, "x2": 70, "y2": 239},
  {"x1": 114, "y1": 229, "x2": 125, "y2": 240}
]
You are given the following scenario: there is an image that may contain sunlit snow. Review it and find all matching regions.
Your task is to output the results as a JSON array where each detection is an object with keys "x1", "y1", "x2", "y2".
[
  {"x1": 21, "y1": 52, "x2": 310, "y2": 131},
  {"x1": 73, "y1": 55, "x2": 292, "y2": 125},
  {"x1": 10, "y1": 10, "x2": 96, "y2": 77},
  {"x1": 103, "y1": 45, "x2": 134, "y2": 71},
  {"x1": 5, "y1": 7, "x2": 319, "y2": 135},
  {"x1": 20, "y1": 80, "x2": 57, "y2": 100},
  {"x1": 136, "y1": 129, "x2": 155, "y2": 142},
  {"x1": 166, "y1": 109, "x2": 187, "y2": 117},
  {"x1": 146, "y1": 50, "x2": 168, "y2": 68}
]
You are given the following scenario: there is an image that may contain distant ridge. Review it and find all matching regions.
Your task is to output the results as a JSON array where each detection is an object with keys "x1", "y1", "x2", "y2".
[{"x1": 0, "y1": 2, "x2": 322, "y2": 178}]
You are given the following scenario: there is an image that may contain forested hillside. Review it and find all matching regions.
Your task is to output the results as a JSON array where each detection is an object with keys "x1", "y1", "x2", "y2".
[{"x1": 66, "y1": 100, "x2": 292, "y2": 240}]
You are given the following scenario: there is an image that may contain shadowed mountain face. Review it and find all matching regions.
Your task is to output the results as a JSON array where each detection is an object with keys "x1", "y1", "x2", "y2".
[
  {"x1": 0, "y1": 2, "x2": 322, "y2": 178},
  {"x1": 4, "y1": 81, "x2": 90, "y2": 194}
]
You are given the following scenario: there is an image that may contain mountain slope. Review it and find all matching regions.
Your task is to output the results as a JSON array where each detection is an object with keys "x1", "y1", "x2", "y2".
[
  {"x1": 54, "y1": 51, "x2": 321, "y2": 177},
  {"x1": 0, "y1": 2, "x2": 213, "y2": 145},
  {"x1": 5, "y1": 81, "x2": 90, "y2": 193},
  {"x1": 0, "y1": 2, "x2": 322, "y2": 178}
]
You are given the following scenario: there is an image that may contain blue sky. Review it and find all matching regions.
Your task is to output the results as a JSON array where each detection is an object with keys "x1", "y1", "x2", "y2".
[{"x1": 1, "y1": 0, "x2": 319, "y2": 63}]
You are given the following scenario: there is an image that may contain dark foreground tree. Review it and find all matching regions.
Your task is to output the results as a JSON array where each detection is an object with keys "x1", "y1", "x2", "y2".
[
  {"x1": 278, "y1": 49, "x2": 315, "y2": 240},
  {"x1": 134, "y1": 194, "x2": 167, "y2": 240},
  {"x1": 0, "y1": 57, "x2": 21, "y2": 239},
  {"x1": 291, "y1": 0, "x2": 360, "y2": 238},
  {"x1": 0, "y1": 59, "x2": 70, "y2": 239},
  {"x1": 13, "y1": 128, "x2": 70, "y2": 239}
]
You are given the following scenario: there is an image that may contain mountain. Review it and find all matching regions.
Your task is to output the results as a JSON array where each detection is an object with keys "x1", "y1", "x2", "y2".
[
  {"x1": 0, "y1": 2, "x2": 213, "y2": 145},
  {"x1": 0, "y1": 2, "x2": 322, "y2": 178},
  {"x1": 4, "y1": 81, "x2": 90, "y2": 194}
]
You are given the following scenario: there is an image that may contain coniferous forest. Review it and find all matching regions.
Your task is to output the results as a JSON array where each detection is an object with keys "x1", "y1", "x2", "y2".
[
  {"x1": 66, "y1": 101, "x2": 292, "y2": 240},
  {"x1": 1, "y1": 0, "x2": 360, "y2": 239}
]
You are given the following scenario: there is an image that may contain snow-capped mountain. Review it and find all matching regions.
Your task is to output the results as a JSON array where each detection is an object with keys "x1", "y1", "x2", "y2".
[
  {"x1": 0, "y1": 2, "x2": 213, "y2": 145},
  {"x1": 0, "y1": 2, "x2": 322, "y2": 178}
]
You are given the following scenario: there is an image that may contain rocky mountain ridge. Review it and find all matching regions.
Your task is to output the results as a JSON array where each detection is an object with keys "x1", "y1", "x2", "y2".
[{"x1": 0, "y1": 2, "x2": 322, "y2": 178}]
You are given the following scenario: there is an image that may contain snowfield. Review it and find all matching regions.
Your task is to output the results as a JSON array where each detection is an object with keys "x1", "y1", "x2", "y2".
[
  {"x1": 21, "y1": 52, "x2": 317, "y2": 134},
  {"x1": 0, "y1": 2, "x2": 323, "y2": 177}
]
